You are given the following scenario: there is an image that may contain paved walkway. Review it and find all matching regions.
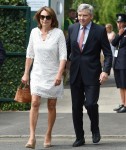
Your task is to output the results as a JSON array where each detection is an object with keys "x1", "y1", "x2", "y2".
[
  {"x1": 0, "y1": 112, "x2": 126, "y2": 137},
  {"x1": 0, "y1": 71, "x2": 125, "y2": 138},
  {"x1": 0, "y1": 137, "x2": 126, "y2": 150},
  {"x1": 0, "y1": 71, "x2": 126, "y2": 150}
]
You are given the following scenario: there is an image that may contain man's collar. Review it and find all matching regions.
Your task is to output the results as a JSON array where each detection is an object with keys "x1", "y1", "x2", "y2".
[{"x1": 80, "y1": 21, "x2": 92, "y2": 30}]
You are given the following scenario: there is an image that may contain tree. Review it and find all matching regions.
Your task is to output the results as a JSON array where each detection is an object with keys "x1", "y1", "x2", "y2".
[
  {"x1": 72, "y1": 0, "x2": 93, "y2": 9},
  {"x1": 96, "y1": 0, "x2": 126, "y2": 31},
  {"x1": 64, "y1": 0, "x2": 74, "y2": 17}
]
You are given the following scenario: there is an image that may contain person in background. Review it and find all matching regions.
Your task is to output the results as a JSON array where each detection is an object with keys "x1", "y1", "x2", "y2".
[
  {"x1": 112, "y1": 14, "x2": 126, "y2": 113},
  {"x1": 64, "y1": 8, "x2": 76, "y2": 37},
  {"x1": 64, "y1": 9, "x2": 76, "y2": 84},
  {"x1": 21, "y1": 6, "x2": 67, "y2": 149},
  {"x1": 105, "y1": 23, "x2": 116, "y2": 57},
  {"x1": 66, "y1": 3, "x2": 112, "y2": 147}
]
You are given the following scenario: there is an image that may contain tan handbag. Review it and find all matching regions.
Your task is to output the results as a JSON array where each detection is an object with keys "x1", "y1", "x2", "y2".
[{"x1": 14, "y1": 83, "x2": 31, "y2": 103}]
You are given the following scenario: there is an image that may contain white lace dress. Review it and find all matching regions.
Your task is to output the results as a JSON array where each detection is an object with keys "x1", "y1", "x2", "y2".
[{"x1": 26, "y1": 27, "x2": 67, "y2": 99}]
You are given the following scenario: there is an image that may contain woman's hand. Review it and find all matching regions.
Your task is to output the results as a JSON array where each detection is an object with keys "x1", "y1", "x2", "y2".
[
  {"x1": 54, "y1": 60, "x2": 66, "y2": 86},
  {"x1": 21, "y1": 73, "x2": 29, "y2": 84},
  {"x1": 21, "y1": 58, "x2": 33, "y2": 85},
  {"x1": 118, "y1": 28, "x2": 125, "y2": 35},
  {"x1": 54, "y1": 73, "x2": 62, "y2": 86}
]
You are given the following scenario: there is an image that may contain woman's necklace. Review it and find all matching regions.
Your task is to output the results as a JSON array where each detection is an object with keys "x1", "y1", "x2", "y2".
[
  {"x1": 41, "y1": 32, "x2": 48, "y2": 41},
  {"x1": 41, "y1": 28, "x2": 52, "y2": 41}
]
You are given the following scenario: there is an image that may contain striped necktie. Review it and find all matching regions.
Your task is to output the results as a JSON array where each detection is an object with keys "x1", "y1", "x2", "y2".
[{"x1": 79, "y1": 28, "x2": 85, "y2": 52}]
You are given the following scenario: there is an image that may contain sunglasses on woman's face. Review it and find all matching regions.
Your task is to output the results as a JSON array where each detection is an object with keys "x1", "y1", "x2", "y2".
[{"x1": 40, "y1": 15, "x2": 52, "y2": 20}]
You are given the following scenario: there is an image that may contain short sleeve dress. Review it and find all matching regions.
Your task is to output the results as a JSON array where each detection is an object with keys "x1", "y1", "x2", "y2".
[{"x1": 26, "y1": 27, "x2": 67, "y2": 99}]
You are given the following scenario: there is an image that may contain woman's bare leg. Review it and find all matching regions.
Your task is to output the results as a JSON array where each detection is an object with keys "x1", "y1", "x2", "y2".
[
  {"x1": 27, "y1": 95, "x2": 41, "y2": 143},
  {"x1": 123, "y1": 89, "x2": 126, "y2": 106},
  {"x1": 120, "y1": 88, "x2": 125, "y2": 105},
  {"x1": 44, "y1": 98, "x2": 57, "y2": 144}
]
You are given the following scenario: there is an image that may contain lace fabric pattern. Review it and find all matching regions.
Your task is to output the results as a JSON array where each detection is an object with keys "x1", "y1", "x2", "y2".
[{"x1": 26, "y1": 27, "x2": 67, "y2": 99}]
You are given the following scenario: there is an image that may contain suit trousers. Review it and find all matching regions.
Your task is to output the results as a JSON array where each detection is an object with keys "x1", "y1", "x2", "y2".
[{"x1": 70, "y1": 69, "x2": 100, "y2": 139}]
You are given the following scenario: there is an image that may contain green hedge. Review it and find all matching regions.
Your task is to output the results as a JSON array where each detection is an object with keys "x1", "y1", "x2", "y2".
[
  {"x1": 0, "y1": 7, "x2": 28, "y2": 52},
  {"x1": 0, "y1": 57, "x2": 25, "y2": 98},
  {"x1": 0, "y1": 0, "x2": 27, "y2": 6},
  {"x1": 0, "y1": 7, "x2": 29, "y2": 98},
  {"x1": 0, "y1": 1, "x2": 31, "y2": 111},
  {"x1": 0, "y1": 102, "x2": 31, "y2": 111}
]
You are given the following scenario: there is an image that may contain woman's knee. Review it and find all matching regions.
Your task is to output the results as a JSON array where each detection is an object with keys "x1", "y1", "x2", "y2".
[
  {"x1": 31, "y1": 95, "x2": 41, "y2": 109},
  {"x1": 48, "y1": 99, "x2": 57, "y2": 111}
]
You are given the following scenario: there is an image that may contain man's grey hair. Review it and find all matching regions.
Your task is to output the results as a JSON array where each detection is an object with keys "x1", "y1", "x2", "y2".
[{"x1": 77, "y1": 3, "x2": 94, "y2": 15}]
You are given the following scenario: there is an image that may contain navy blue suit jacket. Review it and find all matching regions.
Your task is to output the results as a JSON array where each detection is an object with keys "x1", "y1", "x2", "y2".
[
  {"x1": 112, "y1": 30, "x2": 126, "y2": 69},
  {"x1": 66, "y1": 22, "x2": 112, "y2": 85}
]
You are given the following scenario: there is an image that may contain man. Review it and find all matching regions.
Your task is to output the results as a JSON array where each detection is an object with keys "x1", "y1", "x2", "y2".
[
  {"x1": 112, "y1": 14, "x2": 126, "y2": 113},
  {"x1": 66, "y1": 4, "x2": 112, "y2": 147},
  {"x1": 64, "y1": 8, "x2": 76, "y2": 37}
]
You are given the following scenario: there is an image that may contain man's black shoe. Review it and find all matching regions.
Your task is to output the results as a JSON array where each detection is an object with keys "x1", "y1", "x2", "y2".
[
  {"x1": 117, "y1": 106, "x2": 126, "y2": 113},
  {"x1": 92, "y1": 132, "x2": 101, "y2": 144},
  {"x1": 113, "y1": 104, "x2": 124, "y2": 111},
  {"x1": 72, "y1": 138, "x2": 85, "y2": 147}
]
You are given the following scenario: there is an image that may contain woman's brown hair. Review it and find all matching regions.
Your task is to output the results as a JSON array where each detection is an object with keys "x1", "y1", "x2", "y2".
[
  {"x1": 105, "y1": 23, "x2": 113, "y2": 31},
  {"x1": 34, "y1": 6, "x2": 58, "y2": 29}
]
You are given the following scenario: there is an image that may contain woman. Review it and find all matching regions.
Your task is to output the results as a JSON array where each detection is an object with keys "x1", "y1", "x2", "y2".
[
  {"x1": 112, "y1": 14, "x2": 126, "y2": 113},
  {"x1": 105, "y1": 23, "x2": 116, "y2": 57},
  {"x1": 22, "y1": 6, "x2": 67, "y2": 149}
]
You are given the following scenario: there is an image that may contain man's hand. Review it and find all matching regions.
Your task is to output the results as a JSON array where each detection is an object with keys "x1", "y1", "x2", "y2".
[{"x1": 99, "y1": 72, "x2": 108, "y2": 84}]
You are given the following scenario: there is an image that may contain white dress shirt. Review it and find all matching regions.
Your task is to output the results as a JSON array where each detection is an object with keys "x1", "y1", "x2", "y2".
[{"x1": 77, "y1": 22, "x2": 92, "y2": 49}]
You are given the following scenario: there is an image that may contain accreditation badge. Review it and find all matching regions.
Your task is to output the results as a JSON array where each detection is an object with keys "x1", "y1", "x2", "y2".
[{"x1": 114, "y1": 50, "x2": 118, "y2": 57}]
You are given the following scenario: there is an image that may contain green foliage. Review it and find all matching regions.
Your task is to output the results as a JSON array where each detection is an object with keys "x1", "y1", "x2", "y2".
[
  {"x1": 95, "y1": 0, "x2": 126, "y2": 31},
  {"x1": 64, "y1": 0, "x2": 74, "y2": 17},
  {"x1": 0, "y1": 57, "x2": 25, "y2": 98},
  {"x1": 0, "y1": 8, "x2": 27, "y2": 52},
  {"x1": 0, "y1": 0, "x2": 27, "y2": 6},
  {"x1": 0, "y1": 1, "x2": 30, "y2": 111},
  {"x1": 0, "y1": 102, "x2": 31, "y2": 111},
  {"x1": 72, "y1": 0, "x2": 93, "y2": 9},
  {"x1": 72, "y1": 0, "x2": 126, "y2": 32}
]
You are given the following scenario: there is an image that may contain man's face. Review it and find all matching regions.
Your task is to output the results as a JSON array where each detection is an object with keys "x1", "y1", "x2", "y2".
[
  {"x1": 69, "y1": 11, "x2": 76, "y2": 19},
  {"x1": 78, "y1": 9, "x2": 93, "y2": 27},
  {"x1": 117, "y1": 21, "x2": 126, "y2": 30}
]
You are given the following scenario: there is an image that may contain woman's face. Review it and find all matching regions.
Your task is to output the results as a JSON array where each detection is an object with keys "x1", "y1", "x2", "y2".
[
  {"x1": 40, "y1": 10, "x2": 52, "y2": 28},
  {"x1": 106, "y1": 26, "x2": 111, "y2": 33},
  {"x1": 117, "y1": 21, "x2": 126, "y2": 30}
]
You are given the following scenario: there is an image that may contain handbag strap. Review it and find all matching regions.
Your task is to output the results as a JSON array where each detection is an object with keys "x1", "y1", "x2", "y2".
[{"x1": 19, "y1": 83, "x2": 30, "y2": 89}]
